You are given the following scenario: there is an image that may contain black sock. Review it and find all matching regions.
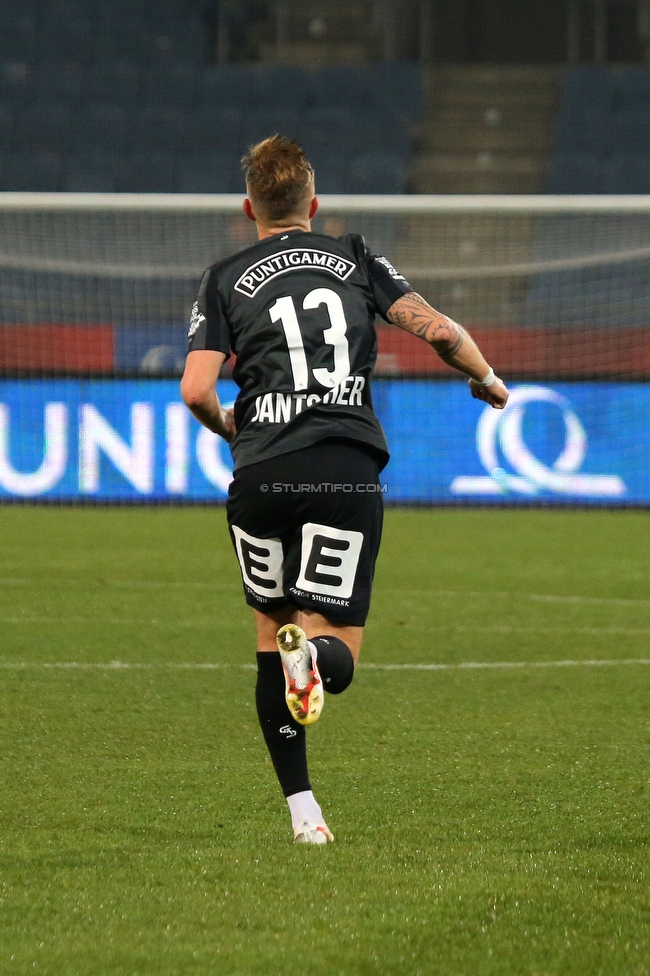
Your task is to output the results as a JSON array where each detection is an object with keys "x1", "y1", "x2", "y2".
[
  {"x1": 311, "y1": 636, "x2": 355, "y2": 695},
  {"x1": 255, "y1": 652, "x2": 310, "y2": 798}
]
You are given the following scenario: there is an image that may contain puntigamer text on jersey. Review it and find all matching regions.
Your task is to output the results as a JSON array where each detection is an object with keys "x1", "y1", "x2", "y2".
[
  {"x1": 251, "y1": 376, "x2": 366, "y2": 424},
  {"x1": 234, "y1": 249, "x2": 356, "y2": 298}
]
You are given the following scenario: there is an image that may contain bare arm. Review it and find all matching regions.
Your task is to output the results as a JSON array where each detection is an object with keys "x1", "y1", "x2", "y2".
[
  {"x1": 386, "y1": 292, "x2": 508, "y2": 409},
  {"x1": 180, "y1": 350, "x2": 236, "y2": 441}
]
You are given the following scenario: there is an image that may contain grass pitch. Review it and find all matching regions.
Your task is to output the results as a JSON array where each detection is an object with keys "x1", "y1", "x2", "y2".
[{"x1": 0, "y1": 506, "x2": 649, "y2": 975}]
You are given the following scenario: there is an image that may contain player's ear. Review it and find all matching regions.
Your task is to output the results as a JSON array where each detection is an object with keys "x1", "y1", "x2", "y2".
[
  {"x1": 309, "y1": 196, "x2": 319, "y2": 219},
  {"x1": 243, "y1": 198, "x2": 256, "y2": 222}
]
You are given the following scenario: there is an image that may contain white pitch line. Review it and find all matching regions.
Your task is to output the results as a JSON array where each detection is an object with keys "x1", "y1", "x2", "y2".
[
  {"x1": 0, "y1": 661, "x2": 256, "y2": 670},
  {"x1": 0, "y1": 578, "x2": 238, "y2": 591},
  {"x1": 2, "y1": 616, "x2": 650, "y2": 637},
  {"x1": 1, "y1": 615, "x2": 649, "y2": 640},
  {"x1": 451, "y1": 625, "x2": 650, "y2": 635},
  {"x1": 362, "y1": 659, "x2": 650, "y2": 671},
  {"x1": 0, "y1": 659, "x2": 648, "y2": 672},
  {"x1": 101, "y1": 581, "x2": 239, "y2": 591},
  {"x1": 0, "y1": 616, "x2": 222, "y2": 628},
  {"x1": 1, "y1": 578, "x2": 650, "y2": 608},
  {"x1": 386, "y1": 589, "x2": 650, "y2": 608}
]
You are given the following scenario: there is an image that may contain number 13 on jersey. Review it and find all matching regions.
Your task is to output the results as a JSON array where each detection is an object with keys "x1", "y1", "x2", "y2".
[{"x1": 269, "y1": 287, "x2": 351, "y2": 391}]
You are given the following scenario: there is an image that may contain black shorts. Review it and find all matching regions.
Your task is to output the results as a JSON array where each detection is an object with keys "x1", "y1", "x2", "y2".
[{"x1": 226, "y1": 439, "x2": 384, "y2": 627}]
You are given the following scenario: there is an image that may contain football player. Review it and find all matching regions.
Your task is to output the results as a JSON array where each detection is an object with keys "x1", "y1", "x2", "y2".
[{"x1": 181, "y1": 136, "x2": 508, "y2": 843}]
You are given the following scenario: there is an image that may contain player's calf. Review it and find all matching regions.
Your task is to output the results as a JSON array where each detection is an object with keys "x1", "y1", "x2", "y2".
[{"x1": 309, "y1": 635, "x2": 355, "y2": 694}]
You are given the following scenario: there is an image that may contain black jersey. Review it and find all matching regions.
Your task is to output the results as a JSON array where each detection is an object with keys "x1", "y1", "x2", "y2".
[{"x1": 187, "y1": 229, "x2": 413, "y2": 471}]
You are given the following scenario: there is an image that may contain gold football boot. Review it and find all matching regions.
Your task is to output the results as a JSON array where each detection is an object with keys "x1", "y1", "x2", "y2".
[{"x1": 276, "y1": 623, "x2": 324, "y2": 726}]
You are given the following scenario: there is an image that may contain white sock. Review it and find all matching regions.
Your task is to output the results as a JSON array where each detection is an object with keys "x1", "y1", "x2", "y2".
[{"x1": 287, "y1": 790, "x2": 324, "y2": 831}]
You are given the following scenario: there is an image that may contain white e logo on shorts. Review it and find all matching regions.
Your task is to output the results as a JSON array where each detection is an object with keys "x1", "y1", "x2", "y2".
[
  {"x1": 296, "y1": 523, "x2": 363, "y2": 600},
  {"x1": 232, "y1": 526, "x2": 283, "y2": 598}
]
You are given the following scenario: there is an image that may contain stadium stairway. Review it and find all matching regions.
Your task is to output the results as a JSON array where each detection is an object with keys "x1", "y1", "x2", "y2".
[{"x1": 413, "y1": 65, "x2": 559, "y2": 194}]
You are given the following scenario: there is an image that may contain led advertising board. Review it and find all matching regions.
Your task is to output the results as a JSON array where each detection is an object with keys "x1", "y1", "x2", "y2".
[{"x1": 0, "y1": 380, "x2": 647, "y2": 503}]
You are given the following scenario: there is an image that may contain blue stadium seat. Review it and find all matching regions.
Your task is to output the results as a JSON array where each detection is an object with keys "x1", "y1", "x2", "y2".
[
  {"x1": 553, "y1": 105, "x2": 610, "y2": 154},
  {"x1": 546, "y1": 67, "x2": 650, "y2": 194},
  {"x1": 0, "y1": 104, "x2": 13, "y2": 147},
  {"x1": 96, "y1": 1, "x2": 146, "y2": 32},
  {"x1": 129, "y1": 106, "x2": 186, "y2": 150},
  {"x1": 612, "y1": 66, "x2": 650, "y2": 107},
  {"x1": 308, "y1": 151, "x2": 349, "y2": 194},
  {"x1": 94, "y1": 4, "x2": 147, "y2": 63},
  {"x1": 41, "y1": 0, "x2": 94, "y2": 19},
  {"x1": 0, "y1": 61, "x2": 31, "y2": 104},
  {"x1": 603, "y1": 152, "x2": 650, "y2": 193},
  {"x1": 198, "y1": 65, "x2": 256, "y2": 110},
  {"x1": 116, "y1": 150, "x2": 178, "y2": 192},
  {"x1": 12, "y1": 102, "x2": 72, "y2": 151},
  {"x1": 145, "y1": 0, "x2": 186, "y2": 18},
  {"x1": 40, "y1": 4, "x2": 95, "y2": 63},
  {"x1": 2, "y1": 150, "x2": 63, "y2": 190},
  {"x1": 299, "y1": 107, "x2": 356, "y2": 154},
  {"x1": 306, "y1": 66, "x2": 372, "y2": 109},
  {"x1": 0, "y1": 13, "x2": 39, "y2": 62},
  {"x1": 1, "y1": 0, "x2": 37, "y2": 15},
  {"x1": 145, "y1": 0, "x2": 199, "y2": 22},
  {"x1": 349, "y1": 108, "x2": 411, "y2": 152},
  {"x1": 86, "y1": 62, "x2": 140, "y2": 108},
  {"x1": 346, "y1": 151, "x2": 407, "y2": 193},
  {"x1": 138, "y1": 64, "x2": 197, "y2": 108},
  {"x1": 30, "y1": 61, "x2": 85, "y2": 105},
  {"x1": 546, "y1": 153, "x2": 604, "y2": 193},
  {"x1": 240, "y1": 108, "x2": 300, "y2": 149},
  {"x1": 72, "y1": 104, "x2": 129, "y2": 153},
  {"x1": 558, "y1": 66, "x2": 613, "y2": 112},
  {"x1": 373, "y1": 61, "x2": 422, "y2": 119},
  {"x1": 147, "y1": 19, "x2": 204, "y2": 63},
  {"x1": 64, "y1": 151, "x2": 119, "y2": 192},
  {"x1": 94, "y1": 32, "x2": 146, "y2": 63},
  {"x1": 185, "y1": 106, "x2": 243, "y2": 152},
  {"x1": 248, "y1": 65, "x2": 309, "y2": 110},
  {"x1": 45, "y1": 28, "x2": 95, "y2": 64},
  {"x1": 611, "y1": 105, "x2": 650, "y2": 152},
  {"x1": 178, "y1": 152, "x2": 238, "y2": 193}
]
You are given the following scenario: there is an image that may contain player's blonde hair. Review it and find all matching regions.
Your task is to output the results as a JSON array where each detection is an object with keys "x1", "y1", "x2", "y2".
[{"x1": 242, "y1": 135, "x2": 315, "y2": 222}]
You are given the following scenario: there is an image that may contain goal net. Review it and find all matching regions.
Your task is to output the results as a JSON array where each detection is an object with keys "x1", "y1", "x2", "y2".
[{"x1": 0, "y1": 193, "x2": 648, "y2": 503}]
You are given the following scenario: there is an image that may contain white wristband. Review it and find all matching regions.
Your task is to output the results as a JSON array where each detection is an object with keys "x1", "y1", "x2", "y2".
[{"x1": 469, "y1": 367, "x2": 495, "y2": 387}]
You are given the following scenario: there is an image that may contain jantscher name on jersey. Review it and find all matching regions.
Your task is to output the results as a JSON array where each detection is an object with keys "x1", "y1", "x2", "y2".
[{"x1": 250, "y1": 376, "x2": 366, "y2": 425}]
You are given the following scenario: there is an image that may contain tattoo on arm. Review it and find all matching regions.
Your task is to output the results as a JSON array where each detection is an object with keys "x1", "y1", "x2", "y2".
[
  {"x1": 439, "y1": 324, "x2": 466, "y2": 359},
  {"x1": 387, "y1": 292, "x2": 465, "y2": 356}
]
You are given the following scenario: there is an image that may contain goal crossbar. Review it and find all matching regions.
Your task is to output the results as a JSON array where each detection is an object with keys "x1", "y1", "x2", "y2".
[{"x1": 2, "y1": 193, "x2": 650, "y2": 213}]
